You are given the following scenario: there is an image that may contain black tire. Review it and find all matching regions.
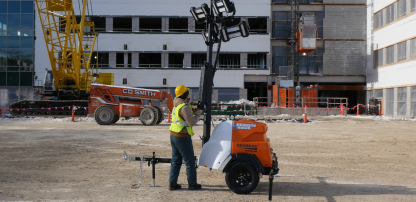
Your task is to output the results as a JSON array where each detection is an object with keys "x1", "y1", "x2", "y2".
[
  {"x1": 140, "y1": 107, "x2": 158, "y2": 126},
  {"x1": 225, "y1": 162, "x2": 260, "y2": 194},
  {"x1": 94, "y1": 105, "x2": 115, "y2": 125},
  {"x1": 112, "y1": 114, "x2": 120, "y2": 124},
  {"x1": 153, "y1": 106, "x2": 164, "y2": 124}
]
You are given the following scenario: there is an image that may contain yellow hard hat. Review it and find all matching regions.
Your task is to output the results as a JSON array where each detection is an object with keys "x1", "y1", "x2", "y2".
[{"x1": 175, "y1": 85, "x2": 189, "y2": 97}]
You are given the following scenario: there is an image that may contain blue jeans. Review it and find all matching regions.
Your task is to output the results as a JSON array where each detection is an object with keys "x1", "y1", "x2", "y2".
[{"x1": 169, "y1": 135, "x2": 197, "y2": 185}]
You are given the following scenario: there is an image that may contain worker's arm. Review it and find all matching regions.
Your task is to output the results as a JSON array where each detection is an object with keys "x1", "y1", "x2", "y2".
[{"x1": 180, "y1": 105, "x2": 200, "y2": 127}]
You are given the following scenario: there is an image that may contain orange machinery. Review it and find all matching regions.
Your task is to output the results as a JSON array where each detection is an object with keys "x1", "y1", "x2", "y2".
[
  {"x1": 88, "y1": 84, "x2": 173, "y2": 125},
  {"x1": 273, "y1": 84, "x2": 318, "y2": 107}
]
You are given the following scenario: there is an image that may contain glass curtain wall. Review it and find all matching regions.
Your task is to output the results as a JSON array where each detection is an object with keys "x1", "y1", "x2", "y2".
[{"x1": 0, "y1": 1, "x2": 35, "y2": 112}]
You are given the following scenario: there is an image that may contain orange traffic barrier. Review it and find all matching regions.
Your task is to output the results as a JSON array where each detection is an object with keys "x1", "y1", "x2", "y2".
[
  {"x1": 304, "y1": 105, "x2": 307, "y2": 123},
  {"x1": 168, "y1": 112, "x2": 171, "y2": 122},
  {"x1": 72, "y1": 105, "x2": 75, "y2": 122},
  {"x1": 340, "y1": 104, "x2": 344, "y2": 116}
]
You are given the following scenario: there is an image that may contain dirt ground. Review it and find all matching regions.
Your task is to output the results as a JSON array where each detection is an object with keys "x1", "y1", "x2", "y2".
[{"x1": 0, "y1": 115, "x2": 416, "y2": 202}]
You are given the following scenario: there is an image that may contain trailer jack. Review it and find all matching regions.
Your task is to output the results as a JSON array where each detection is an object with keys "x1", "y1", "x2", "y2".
[{"x1": 123, "y1": 151, "x2": 197, "y2": 188}]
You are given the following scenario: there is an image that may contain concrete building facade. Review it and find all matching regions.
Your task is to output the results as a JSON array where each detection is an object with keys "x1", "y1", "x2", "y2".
[
  {"x1": 366, "y1": 0, "x2": 416, "y2": 117},
  {"x1": 271, "y1": 0, "x2": 367, "y2": 110}
]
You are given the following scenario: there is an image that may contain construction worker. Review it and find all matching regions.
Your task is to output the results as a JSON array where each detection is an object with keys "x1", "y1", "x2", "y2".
[{"x1": 169, "y1": 85, "x2": 202, "y2": 191}]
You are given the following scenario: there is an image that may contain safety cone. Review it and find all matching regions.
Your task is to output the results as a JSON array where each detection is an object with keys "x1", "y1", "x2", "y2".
[
  {"x1": 378, "y1": 102, "x2": 381, "y2": 116},
  {"x1": 356, "y1": 103, "x2": 360, "y2": 116},
  {"x1": 72, "y1": 105, "x2": 75, "y2": 122},
  {"x1": 304, "y1": 105, "x2": 307, "y2": 123}
]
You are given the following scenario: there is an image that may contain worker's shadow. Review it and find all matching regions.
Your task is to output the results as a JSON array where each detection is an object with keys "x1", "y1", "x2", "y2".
[{"x1": 250, "y1": 177, "x2": 416, "y2": 201}]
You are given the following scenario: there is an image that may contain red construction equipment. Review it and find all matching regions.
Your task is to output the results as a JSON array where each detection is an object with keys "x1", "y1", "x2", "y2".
[{"x1": 88, "y1": 84, "x2": 174, "y2": 125}]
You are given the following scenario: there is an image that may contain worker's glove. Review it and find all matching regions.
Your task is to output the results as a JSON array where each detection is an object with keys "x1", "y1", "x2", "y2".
[{"x1": 194, "y1": 109, "x2": 203, "y2": 116}]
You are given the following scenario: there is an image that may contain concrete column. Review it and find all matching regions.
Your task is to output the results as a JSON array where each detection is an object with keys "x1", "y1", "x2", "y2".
[
  {"x1": 212, "y1": 89, "x2": 219, "y2": 103},
  {"x1": 240, "y1": 53, "x2": 248, "y2": 68},
  {"x1": 239, "y1": 89, "x2": 247, "y2": 100},
  {"x1": 109, "y1": 52, "x2": 116, "y2": 68},
  {"x1": 124, "y1": 53, "x2": 128, "y2": 68},
  {"x1": 106, "y1": 17, "x2": 113, "y2": 32},
  {"x1": 184, "y1": 53, "x2": 192, "y2": 68},
  {"x1": 267, "y1": 17, "x2": 271, "y2": 34},
  {"x1": 132, "y1": 17, "x2": 140, "y2": 32},
  {"x1": 162, "y1": 53, "x2": 169, "y2": 68},
  {"x1": 394, "y1": 87, "x2": 398, "y2": 116},
  {"x1": 188, "y1": 18, "x2": 195, "y2": 32},
  {"x1": 162, "y1": 18, "x2": 169, "y2": 32},
  {"x1": 132, "y1": 52, "x2": 139, "y2": 67},
  {"x1": 267, "y1": 53, "x2": 272, "y2": 71}
]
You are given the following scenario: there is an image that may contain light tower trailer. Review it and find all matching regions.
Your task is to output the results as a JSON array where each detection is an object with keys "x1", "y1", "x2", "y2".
[{"x1": 123, "y1": 0, "x2": 279, "y2": 200}]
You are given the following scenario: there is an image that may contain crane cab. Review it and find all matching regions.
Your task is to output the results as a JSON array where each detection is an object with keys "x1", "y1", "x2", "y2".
[{"x1": 297, "y1": 14, "x2": 317, "y2": 53}]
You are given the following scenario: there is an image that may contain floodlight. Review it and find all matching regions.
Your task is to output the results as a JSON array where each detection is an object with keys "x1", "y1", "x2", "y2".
[
  {"x1": 212, "y1": 0, "x2": 236, "y2": 16},
  {"x1": 202, "y1": 24, "x2": 220, "y2": 44},
  {"x1": 220, "y1": 21, "x2": 249, "y2": 42},
  {"x1": 190, "y1": 4, "x2": 210, "y2": 24}
]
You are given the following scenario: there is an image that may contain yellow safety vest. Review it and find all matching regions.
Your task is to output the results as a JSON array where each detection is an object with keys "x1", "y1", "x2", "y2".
[{"x1": 169, "y1": 103, "x2": 194, "y2": 136}]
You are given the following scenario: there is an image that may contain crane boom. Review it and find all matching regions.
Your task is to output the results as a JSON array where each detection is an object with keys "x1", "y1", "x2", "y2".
[{"x1": 36, "y1": 0, "x2": 98, "y2": 97}]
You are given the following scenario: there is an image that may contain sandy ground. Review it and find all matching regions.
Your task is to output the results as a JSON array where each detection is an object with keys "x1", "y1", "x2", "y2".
[{"x1": 0, "y1": 115, "x2": 416, "y2": 202}]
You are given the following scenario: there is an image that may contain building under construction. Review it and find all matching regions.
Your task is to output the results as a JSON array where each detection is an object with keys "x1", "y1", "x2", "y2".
[{"x1": 1, "y1": 0, "x2": 415, "y2": 117}]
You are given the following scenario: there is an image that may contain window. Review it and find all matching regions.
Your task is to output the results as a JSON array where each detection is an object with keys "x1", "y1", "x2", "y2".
[
  {"x1": 398, "y1": 87, "x2": 407, "y2": 116},
  {"x1": 302, "y1": 48, "x2": 324, "y2": 74},
  {"x1": 169, "y1": 18, "x2": 188, "y2": 32},
  {"x1": 397, "y1": 41, "x2": 406, "y2": 62},
  {"x1": 315, "y1": 12, "x2": 324, "y2": 38},
  {"x1": 218, "y1": 54, "x2": 240, "y2": 69},
  {"x1": 139, "y1": 53, "x2": 161, "y2": 68},
  {"x1": 113, "y1": 17, "x2": 132, "y2": 31},
  {"x1": 386, "y1": 88, "x2": 394, "y2": 115},
  {"x1": 90, "y1": 52, "x2": 109, "y2": 68},
  {"x1": 191, "y1": 53, "x2": 206, "y2": 68},
  {"x1": 375, "y1": 89, "x2": 383, "y2": 98},
  {"x1": 139, "y1": 18, "x2": 162, "y2": 32},
  {"x1": 412, "y1": 0, "x2": 416, "y2": 12},
  {"x1": 411, "y1": 38, "x2": 416, "y2": 59},
  {"x1": 272, "y1": 47, "x2": 290, "y2": 74},
  {"x1": 386, "y1": 45, "x2": 394, "y2": 64},
  {"x1": 116, "y1": 53, "x2": 124, "y2": 67},
  {"x1": 398, "y1": 0, "x2": 407, "y2": 18},
  {"x1": 218, "y1": 89, "x2": 239, "y2": 101},
  {"x1": 91, "y1": 17, "x2": 106, "y2": 31},
  {"x1": 411, "y1": 86, "x2": 416, "y2": 117},
  {"x1": 272, "y1": 12, "x2": 291, "y2": 39},
  {"x1": 247, "y1": 53, "x2": 266, "y2": 69},
  {"x1": 247, "y1": 18, "x2": 267, "y2": 33},
  {"x1": 115, "y1": 53, "x2": 131, "y2": 67},
  {"x1": 168, "y1": 53, "x2": 184, "y2": 68},
  {"x1": 374, "y1": 11, "x2": 383, "y2": 29}
]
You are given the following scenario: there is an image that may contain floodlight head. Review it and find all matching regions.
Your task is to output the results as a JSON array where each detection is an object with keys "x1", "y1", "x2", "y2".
[
  {"x1": 212, "y1": 0, "x2": 236, "y2": 17},
  {"x1": 190, "y1": 4, "x2": 210, "y2": 24},
  {"x1": 220, "y1": 21, "x2": 249, "y2": 42}
]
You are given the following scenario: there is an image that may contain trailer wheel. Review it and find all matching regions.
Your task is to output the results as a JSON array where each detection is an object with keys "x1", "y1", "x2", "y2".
[
  {"x1": 94, "y1": 105, "x2": 115, "y2": 125},
  {"x1": 112, "y1": 114, "x2": 120, "y2": 124},
  {"x1": 225, "y1": 162, "x2": 260, "y2": 194},
  {"x1": 153, "y1": 106, "x2": 164, "y2": 124},
  {"x1": 140, "y1": 107, "x2": 158, "y2": 126}
]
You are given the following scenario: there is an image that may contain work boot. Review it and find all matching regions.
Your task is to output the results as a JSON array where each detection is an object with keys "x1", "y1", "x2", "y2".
[
  {"x1": 188, "y1": 184, "x2": 202, "y2": 190},
  {"x1": 169, "y1": 182, "x2": 182, "y2": 191}
]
